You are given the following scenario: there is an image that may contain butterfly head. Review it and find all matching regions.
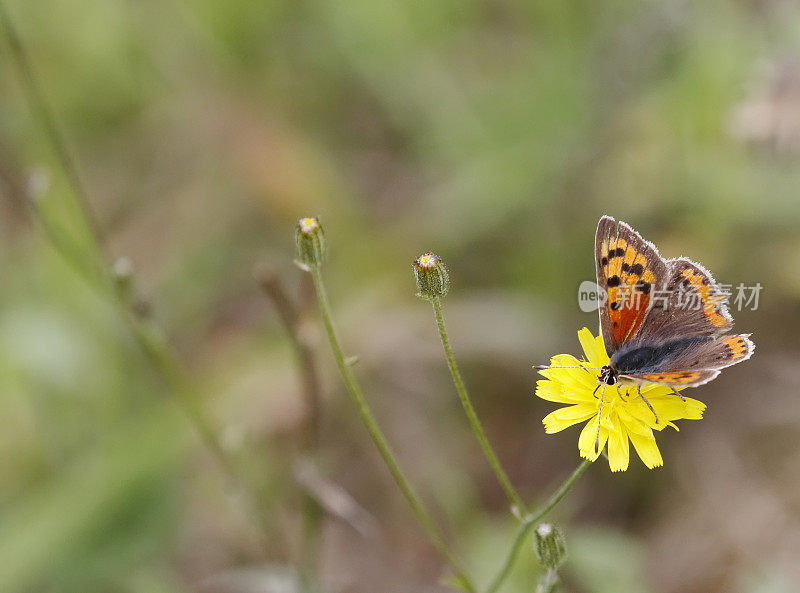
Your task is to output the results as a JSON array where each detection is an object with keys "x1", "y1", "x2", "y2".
[{"x1": 598, "y1": 365, "x2": 618, "y2": 386}]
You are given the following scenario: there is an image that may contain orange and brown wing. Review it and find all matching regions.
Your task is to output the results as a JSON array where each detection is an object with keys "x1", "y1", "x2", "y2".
[
  {"x1": 634, "y1": 258, "x2": 733, "y2": 343},
  {"x1": 624, "y1": 334, "x2": 754, "y2": 387},
  {"x1": 595, "y1": 216, "x2": 668, "y2": 355},
  {"x1": 717, "y1": 335, "x2": 755, "y2": 364},
  {"x1": 634, "y1": 370, "x2": 720, "y2": 387}
]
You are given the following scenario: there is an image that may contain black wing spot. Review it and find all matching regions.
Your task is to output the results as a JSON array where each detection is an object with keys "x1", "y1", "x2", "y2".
[
  {"x1": 601, "y1": 256, "x2": 608, "y2": 266},
  {"x1": 630, "y1": 263, "x2": 644, "y2": 276},
  {"x1": 610, "y1": 301, "x2": 620, "y2": 311},
  {"x1": 607, "y1": 248, "x2": 625, "y2": 260},
  {"x1": 634, "y1": 281, "x2": 651, "y2": 294},
  {"x1": 607, "y1": 276, "x2": 621, "y2": 287}
]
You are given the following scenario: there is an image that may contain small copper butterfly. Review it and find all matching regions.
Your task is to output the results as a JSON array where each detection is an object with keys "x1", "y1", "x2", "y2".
[{"x1": 594, "y1": 215, "x2": 754, "y2": 392}]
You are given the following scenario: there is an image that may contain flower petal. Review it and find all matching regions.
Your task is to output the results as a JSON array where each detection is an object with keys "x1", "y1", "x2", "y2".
[
  {"x1": 542, "y1": 353, "x2": 582, "y2": 371},
  {"x1": 616, "y1": 405, "x2": 654, "y2": 436},
  {"x1": 593, "y1": 331, "x2": 610, "y2": 366},
  {"x1": 628, "y1": 429, "x2": 663, "y2": 469},
  {"x1": 640, "y1": 384, "x2": 677, "y2": 398},
  {"x1": 680, "y1": 397, "x2": 706, "y2": 420},
  {"x1": 538, "y1": 359, "x2": 594, "y2": 391},
  {"x1": 540, "y1": 376, "x2": 593, "y2": 400},
  {"x1": 578, "y1": 415, "x2": 607, "y2": 461},
  {"x1": 577, "y1": 328, "x2": 599, "y2": 363},
  {"x1": 648, "y1": 395, "x2": 707, "y2": 422},
  {"x1": 536, "y1": 380, "x2": 577, "y2": 404},
  {"x1": 543, "y1": 404, "x2": 597, "y2": 433},
  {"x1": 620, "y1": 397, "x2": 664, "y2": 431},
  {"x1": 607, "y1": 421, "x2": 630, "y2": 472}
]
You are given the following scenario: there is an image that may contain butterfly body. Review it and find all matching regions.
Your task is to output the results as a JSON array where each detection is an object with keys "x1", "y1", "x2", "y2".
[
  {"x1": 598, "y1": 365, "x2": 619, "y2": 385},
  {"x1": 594, "y1": 216, "x2": 754, "y2": 389}
]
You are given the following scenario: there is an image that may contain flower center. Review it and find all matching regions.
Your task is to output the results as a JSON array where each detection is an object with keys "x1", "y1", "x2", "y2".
[
  {"x1": 416, "y1": 253, "x2": 438, "y2": 268},
  {"x1": 299, "y1": 217, "x2": 319, "y2": 233}
]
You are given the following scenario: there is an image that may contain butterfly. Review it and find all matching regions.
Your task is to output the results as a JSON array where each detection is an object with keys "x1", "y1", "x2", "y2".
[{"x1": 537, "y1": 216, "x2": 754, "y2": 452}]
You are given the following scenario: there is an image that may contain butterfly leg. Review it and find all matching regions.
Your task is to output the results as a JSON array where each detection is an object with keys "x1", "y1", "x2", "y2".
[
  {"x1": 669, "y1": 386, "x2": 686, "y2": 401},
  {"x1": 636, "y1": 383, "x2": 659, "y2": 424},
  {"x1": 594, "y1": 384, "x2": 606, "y2": 454}
]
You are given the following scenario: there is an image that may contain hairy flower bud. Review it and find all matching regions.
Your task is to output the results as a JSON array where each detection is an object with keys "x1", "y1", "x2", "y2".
[
  {"x1": 295, "y1": 217, "x2": 326, "y2": 268},
  {"x1": 413, "y1": 252, "x2": 449, "y2": 300},
  {"x1": 534, "y1": 523, "x2": 567, "y2": 569}
]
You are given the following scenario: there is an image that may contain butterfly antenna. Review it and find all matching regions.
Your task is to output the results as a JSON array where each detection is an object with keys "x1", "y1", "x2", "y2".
[
  {"x1": 533, "y1": 365, "x2": 603, "y2": 371},
  {"x1": 594, "y1": 383, "x2": 606, "y2": 455}
]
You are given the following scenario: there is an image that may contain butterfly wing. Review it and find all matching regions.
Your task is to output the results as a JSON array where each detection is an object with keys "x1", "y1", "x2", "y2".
[
  {"x1": 595, "y1": 216, "x2": 668, "y2": 355},
  {"x1": 598, "y1": 218, "x2": 753, "y2": 388},
  {"x1": 623, "y1": 334, "x2": 755, "y2": 387},
  {"x1": 632, "y1": 257, "x2": 733, "y2": 344}
]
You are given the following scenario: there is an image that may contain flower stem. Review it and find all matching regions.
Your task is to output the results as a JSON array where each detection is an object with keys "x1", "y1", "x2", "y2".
[
  {"x1": 486, "y1": 459, "x2": 591, "y2": 593},
  {"x1": 257, "y1": 269, "x2": 325, "y2": 591},
  {"x1": 309, "y1": 264, "x2": 476, "y2": 593},
  {"x1": 37, "y1": 212, "x2": 281, "y2": 555},
  {"x1": 0, "y1": 0, "x2": 104, "y2": 246},
  {"x1": 1, "y1": 3, "x2": 280, "y2": 556},
  {"x1": 430, "y1": 298, "x2": 526, "y2": 515}
]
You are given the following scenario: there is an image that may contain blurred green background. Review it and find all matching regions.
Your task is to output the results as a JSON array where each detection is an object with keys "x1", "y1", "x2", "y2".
[{"x1": 1, "y1": 0, "x2": 799, "y2": 592}]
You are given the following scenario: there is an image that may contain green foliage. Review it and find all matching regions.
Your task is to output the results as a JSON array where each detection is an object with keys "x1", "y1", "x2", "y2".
[
  {"x1": 0, "y1": 0, "x2": 794, "y2": 590},
  {"x1": 567, "y1": 528, "x2": 652, "y2": 593}
]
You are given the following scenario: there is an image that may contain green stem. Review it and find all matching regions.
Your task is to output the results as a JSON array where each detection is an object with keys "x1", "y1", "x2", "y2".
[
  {"x1": 431, "y1": 298, "x2": 526, "y2": 515},
  {"x1": 1, "y1": 3, "x2": 279, "y2": 555},
  {"x1": 535, "y1": 568, "x2": 559, "y2": 593},
  {"x1": 0, "y1": 0, "x2": 104, "y2": 246},
  {"x1": 299, "y1": 494, "x2": 324, "y2": 593},
  {"x1": 38, "y1": 213, "x2": 279, "y2": 554},
  {"x1": 486, "y1": 459, "x2": 591, "y2": 593},
  {"x1": 8, "y1": 62, "x2": 234, "y2": 495},
  {"x1": 309, "y1": 264, "x2": 476, "y2": 593},
  {"x1": 258, "y1": 271, "x2": 324, "y2": 592}
]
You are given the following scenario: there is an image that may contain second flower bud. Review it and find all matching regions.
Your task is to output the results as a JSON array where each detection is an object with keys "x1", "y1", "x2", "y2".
[{"x1": 413, "y1": 252, "x2": 449, "y2": 300}]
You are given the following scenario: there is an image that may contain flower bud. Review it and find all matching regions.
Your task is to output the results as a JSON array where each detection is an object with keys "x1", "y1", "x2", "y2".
[
  {"x1": 534, "y1": 523, "x2": 567, "y2": 569},
  {"x1": 295, "y1": 217, "x2": 326, "y2": 268},
  {"x1": 413, "y1": 252, "x2": 449, "y2": 300}
]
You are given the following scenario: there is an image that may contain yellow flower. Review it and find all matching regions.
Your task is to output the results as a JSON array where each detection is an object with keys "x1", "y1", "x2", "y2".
[{"x1": 536, "y1": 328, "x2": 707, "y2": 471}]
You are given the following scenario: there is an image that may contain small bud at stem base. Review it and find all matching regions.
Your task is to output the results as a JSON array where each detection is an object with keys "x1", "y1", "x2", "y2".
[{"x1": 534, "y1": 523, "x2": 567, "y2": 569}]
